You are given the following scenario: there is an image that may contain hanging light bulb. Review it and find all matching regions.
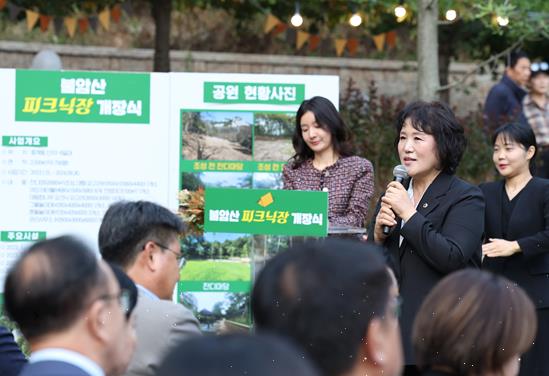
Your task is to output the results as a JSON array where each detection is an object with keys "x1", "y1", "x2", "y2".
[
  {"x1": 349, "y1": 12, "x2": 362, "y2": 27},
  {"x1": 290, "y1": 2, "x2": 303, "y2": 27},
  {"x1": 394, "y1": 2, "x2": 407, "y2": 19},
  {"x1": 445, "y1": 9, "x2": 457, "y2": 21},
  {"x1": 496, "y1": 15, "x2": 509, "y2": 27}
]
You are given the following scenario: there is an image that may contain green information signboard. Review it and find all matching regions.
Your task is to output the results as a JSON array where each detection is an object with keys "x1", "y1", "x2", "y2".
[
  {"x1": 15, "y1": 70, "x2": 150, "y2": 123},
  {"x1": 203, "y1": 82, "x2": 305, "y2": 104},
  {"x1": 204, "y1": 188, "x2": 328, "y2": 237}
]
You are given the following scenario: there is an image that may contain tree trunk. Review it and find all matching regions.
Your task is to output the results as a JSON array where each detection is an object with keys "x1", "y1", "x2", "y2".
[
  {"x1": 152, "y1": 0, "x2": 172, "y2": 72},
  {"x1": 417, "y1": 0, "x2": 439, "y2": 101}
]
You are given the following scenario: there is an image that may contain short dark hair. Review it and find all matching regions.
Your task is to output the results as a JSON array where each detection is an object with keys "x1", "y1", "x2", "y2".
[
  {"x1": 158, "y1": 334, "x2": 319, "y2": 376},
  {"x1": 252, "y1": 239, "x2": 391, "y2": 376},
  {"x1": 492, "y1": 123, "x2": 538, "y2": 173},
  {"x1": 98, "y1": 201, "x2": 185, "y2": 268},
  {"x1": 108, "y1": 262, "x2": 138, "y2": 320},
  {"x1": 506, "y1": 50, "x2": 529, "y2": 68},
  {"x1": 395, "y1": 101, "x2": 466, "y2": 174},
  {"x1": 290, "y1": 96, "x2": 353, "y2": 168},
  {"x1": 413, "y1": 269, "x2": 536, "y2": 375},
  {"x1": 4, "y1": 235, "x2": 107, "y2": 340}
]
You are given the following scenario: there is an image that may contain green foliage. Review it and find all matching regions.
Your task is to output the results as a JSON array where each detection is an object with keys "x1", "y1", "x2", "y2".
[
  {"x1": 181, "y1": 235, "x2": 251, "y2": 260},
  {"x1": 255, "y1": 113, "x2": 294, "y2": 138}
]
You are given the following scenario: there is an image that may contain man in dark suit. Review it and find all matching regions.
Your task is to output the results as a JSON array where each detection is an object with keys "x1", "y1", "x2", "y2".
[
  {"x1": 0, "y1": 325, "x2": 26, "y2": 376},
  {"x1": 3, "y1": 235, "x2": 137, "y2": 376},
  {"x1": 99, "y1": 200, "x2": 201, "y2": 376}
]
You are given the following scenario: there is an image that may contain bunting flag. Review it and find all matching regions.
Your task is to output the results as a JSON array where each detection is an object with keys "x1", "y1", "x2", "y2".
[
  {"x1": 88, "y1": 15, "x2": 98, "y2": 32},
  {"x1": 347, "y1": 38, "x2": 359, "y2": 56},
  {"x1": 372, "y1": 33, "x2": 386, "y2": 52},
  {"x1": 263, "y1": 13, "x2": 281, "y2": 33},
  {"x1": 0, "y1": 0, "x2": 6, "y2": 10},
  {"x1": 98, "y1": 7, "x2": 111, "y2": 31},
  {"x1": 39, "y1": 14, "x2": 51, "y2": 32},
  {"x1": 309, "y1": 34, "x2": 320, "y2": 51},
  {"x1": 111, "y1": 4, "x2": 122, "y2": 23},
  {"x1": 386, "y1": 30, "x2": 397, "y2": 49},
  {"x1": 335, "y1": 38, "x2": 347, "y2": 57},
  {"x1": 296, "y1": 30, "x2": 309, "y2": 49},
  {"x1": 64, "y1": 16, "x2": 77, "y2": 38},
  {"x1": 53, "y1": 17, "x2": 64, "y2": 34},
  {"x1": 272, "y1": 22, "x2": 287, "y2": 36},
  {"x1": 78, "y1": 17, "x2": 89, "y2": 33},
  {"x1": 25, "y1": 9, "x2": 39, "y2": 31}
]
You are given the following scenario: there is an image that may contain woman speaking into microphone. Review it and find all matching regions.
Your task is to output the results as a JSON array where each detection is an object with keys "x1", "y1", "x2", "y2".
[
  {"x1": 283, "y1": 96, "x2": 374, "y2": 228},
  {"x1": 368, "y1": 101, "x2": 485, "y2": 375}
]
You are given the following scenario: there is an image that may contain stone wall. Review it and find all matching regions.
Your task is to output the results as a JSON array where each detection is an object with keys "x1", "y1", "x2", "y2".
[{"x1": 0, "y1": 40, "x2": 498, "y2": 115}]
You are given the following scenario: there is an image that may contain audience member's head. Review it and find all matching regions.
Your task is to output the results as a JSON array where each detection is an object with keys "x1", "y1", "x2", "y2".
[
  {"x1": 529, "y1": 60, "x2": 549, "y2": 96},
  {"x1": 413, "y1": 269, "x2": 536, "y2": 376},
  {"x1": 4, "y1": 235, "x2": 135, "y2": 376},
  {"x1": 158, "y1": 334, "x2": 319, "y2": 376},
  {"x1": 98, "y1": 200, "x2": 186, "y2": 300},
  {"x1": 252, "y1": 239, "x2": 403, "y2": 376},
  {"x1": 505, "y1": 50, "x2": 530, "y2": 87}
]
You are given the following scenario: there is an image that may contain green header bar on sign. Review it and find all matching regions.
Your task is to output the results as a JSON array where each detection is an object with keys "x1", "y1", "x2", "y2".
[
  {"x1": 203, "y1": 82, "x2": 304, "y2": 104},
  {"x1": 181, "y1": 159, "x2": 285, "y2": 173},
  {"x1": 2, "y1": 135, "x2": 48, "y2": 147},
  {"x1": 1, "y1": 231, "x2": 46, "y2": 242},
  {"x1": 15, "y1": 70, "x2": 150, "y2": 124},
  {"x1": 205, "y1": 188, "x2": 328, "y2": 237},
  {"x1": 179, "y1": 281, "x2": 251, "y2": 293}
]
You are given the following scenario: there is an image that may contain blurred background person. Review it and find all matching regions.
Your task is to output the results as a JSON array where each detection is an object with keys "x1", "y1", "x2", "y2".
[
  {"x1": 369, "y1": 101, "x2": 484, "y2": 375},
  {"x1": 252, "y1": 239, "x2": 403, "y2": 376},
  {"x1": 282, "y1": 96, "x2": 374, "y2": 228},
  {"x1": 481, "y1": 123, "x2": 549, "y2": 376},
  {"x1": 4, "y1": 235, "x2": 136, "y2": 376},
  {"x1": 484, "y1": 50, "x2": 531, "y2": 134},
  {"x1": 523, "y1": 61, "x2": 549, "y2": 178},
  {"x1": 0, "y1": 325, "x2": 26, "y2": 376},
  {"x1": 413, "y1": 269, "x2": 536, "y2": 376},
  {"x1": 158, "y1": 334, "x2": 319, "y2": 376}
]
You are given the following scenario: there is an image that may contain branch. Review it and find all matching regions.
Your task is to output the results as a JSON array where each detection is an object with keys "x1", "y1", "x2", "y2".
[{"x1": 437, "y1": 37, "x2": 525, "y2": 92}]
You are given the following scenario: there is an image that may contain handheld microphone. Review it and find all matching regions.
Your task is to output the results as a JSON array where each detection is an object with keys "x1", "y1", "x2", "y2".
[{"x1": 382, "y1": 165, "x2": 409, "y2": 236}]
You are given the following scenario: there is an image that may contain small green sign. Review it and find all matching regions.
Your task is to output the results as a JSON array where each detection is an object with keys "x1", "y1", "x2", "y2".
[
  {"x1": 181, "y1": 159, "x2": 285, "y2": 173},
  {"x1": 203, "y1": 82, "x2": 304, "y2": 104},
  {"x1": 15, "y1": 70, "x2": 150, "y2": 124},
  {"x1": 205, "y1": 188, "x2": 328, "y2": 236},
  {"x1": 1, "y1": 231, "x2": 47, "y2": 242},
  {"x1": 2, "y1": 135, "x2": 48, "y2": 147},
  {"x1": 179, "y1": 281, "x2": 251, "y2": 293}
]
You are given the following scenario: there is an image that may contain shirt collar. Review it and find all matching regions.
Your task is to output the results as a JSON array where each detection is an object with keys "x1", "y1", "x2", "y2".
[
  {"x1": 502, "y1": 74, "x2": 527, "y2": 100},
  {"x1": 30, "y1": 348, "x2": 105, "y2": 376},
  {"x1": 137, "y1": 284, "x2": 159, "y2": 300}
]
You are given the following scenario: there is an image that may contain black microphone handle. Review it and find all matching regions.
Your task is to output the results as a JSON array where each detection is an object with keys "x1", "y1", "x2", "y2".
[{"x1": 381, "y1": 176, "x2": 406, "y2": 235}]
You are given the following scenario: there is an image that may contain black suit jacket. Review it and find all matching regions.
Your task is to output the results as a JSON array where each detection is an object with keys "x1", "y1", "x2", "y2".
[
  {"x1": 481, "y1": 178, "x2": 549, "y2": 308},
  {"x1": 19, "y1": 360, "x2": 92, "y2": 376},
  {"x1": 0, "y1": 325, "x2": 26, "y2": 376},
  {"x1": 369, "y1": 173, "x2": 484, "y2": 365}
]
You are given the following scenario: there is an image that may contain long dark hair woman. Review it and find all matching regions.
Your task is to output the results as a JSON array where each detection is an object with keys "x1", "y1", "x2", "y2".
[
  {"x1": 480, "y1": 123, "x2": 549, "y2": 376},
  {"x1": 282, "y1": 96, "x2": 374, "y2": 228},
  {"x1": 368, "y1": 101, "x2": 485, "y2": 375}
]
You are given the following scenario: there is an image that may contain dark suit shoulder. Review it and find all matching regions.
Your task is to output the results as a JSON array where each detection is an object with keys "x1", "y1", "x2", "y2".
[
  {"x1": 19, "y1": 361, "x2": 90, "y2": 376},
  {"x1": 447, "y1": 175, "x2": 483, "y2": 199},
  {"x1": 479, "y1": 180, "x2": 502, "y2": 195}
]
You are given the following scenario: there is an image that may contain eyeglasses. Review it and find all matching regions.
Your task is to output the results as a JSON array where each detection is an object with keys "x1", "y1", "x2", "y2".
[
  {"x1": 96, "y1": 289, "x2": 132, "y2": 319},
  {"x1": 531, "y1": 62, "x2": 549, "y2": 72},
  {"x1": 153, "y1": 241, "x2": 187, "y2": 269}
]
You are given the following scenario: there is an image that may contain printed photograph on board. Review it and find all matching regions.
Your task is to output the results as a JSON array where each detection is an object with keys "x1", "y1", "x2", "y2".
[
  {"x1": 253, "y1": 112, "x2": 294, "y2": 161},
  {"x1": 182, "y1": 111, "x2": 253, "y2": 161}
]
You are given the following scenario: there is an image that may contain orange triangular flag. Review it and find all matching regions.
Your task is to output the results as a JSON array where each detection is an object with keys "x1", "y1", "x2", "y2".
[
  {"x1": 347, "y1": 38, "x2": 359, "y2": 56},
  {"x1": 272, "y1": 22, "x2": 287, "y2": 36},
  {"x1": 26, "y1": 9, "x2": 39, "y2": 31},
  {"x1": 78, "y1": 18, "x2": 89, "y2": 33},
  {"x1": 0, "y1": 0, "x2": 7, "y2": 10},
  {"x1": 64, "y1": 17, "x2": 77, "y2": 38},
  {"x1": 335, "y1": 38, "x2": 347, "y2": 57},
  {"x1": 264, "y1": 13, "x2": 281, "y2": 33},
  {"x1": 39, "y1": 15, "x2": 51, "y2": 32},
  {"x1": 296, "y1": 31, "x2": 309, "y2": 49},
  {"x1": 309, "y1": 35, "x2": 320, "y2": 51},
  {"x1": 111, "y1": 4, "x2": 122, "y2": 23},
  {"x1": 372, "y1": 33, "x2": 386, "y2": 52},
  {"x1": 386, "y1": 30, "x2": 397, "y2": 49},
  {"x1": 98, "y1": 7, "x2": 110, "y2": 31}
]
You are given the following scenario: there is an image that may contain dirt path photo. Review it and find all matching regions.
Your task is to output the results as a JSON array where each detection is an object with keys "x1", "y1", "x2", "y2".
[{"x1": 183, "y1": 133, "x2": 252, "y2": 160}]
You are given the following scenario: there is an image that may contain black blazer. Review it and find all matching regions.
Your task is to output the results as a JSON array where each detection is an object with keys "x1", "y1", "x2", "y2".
[
  {"x1": 368, "y1": 173, "x2": 484, "y2": 365},
  {"x1": 480, "y1": 178, "x2": 549, "y2": 308},
  {"x1": 0, "y1": 325, "x2": 26, "y2": 376}
]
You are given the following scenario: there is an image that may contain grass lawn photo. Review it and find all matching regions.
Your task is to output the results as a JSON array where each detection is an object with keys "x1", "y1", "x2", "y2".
[{"x1": 181, "y1": 259, "x2": 250, "y2": 281}]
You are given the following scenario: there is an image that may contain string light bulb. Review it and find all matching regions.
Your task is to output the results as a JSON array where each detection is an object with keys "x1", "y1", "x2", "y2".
[
  {"x1": 496, "y1": 15, "x2": 509, "y2": 27},
  {"x1": 445, "y1": 9, "x2": 457, "y2": 21},
  {"x1": 290, "y1": 2, "x2": 303, "y2": 27},
  {"x1": 394, "y1": 2, "x2": 407, "y2": 18},
  {"x1": 349, "y1": 12, "x2": 362, "y2": 27}
]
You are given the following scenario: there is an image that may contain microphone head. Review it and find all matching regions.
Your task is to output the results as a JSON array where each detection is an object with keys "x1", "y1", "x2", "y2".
[{"x1": 393, "y1": 164, "x2": 408, "y2": 179}]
